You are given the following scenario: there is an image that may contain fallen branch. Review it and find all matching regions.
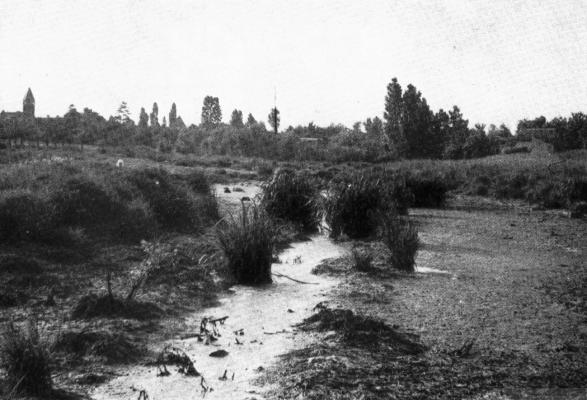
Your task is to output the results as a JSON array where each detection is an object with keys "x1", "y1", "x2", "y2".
[{"x1": 272, "y1": 272, "x2": 319, "y2": 285}]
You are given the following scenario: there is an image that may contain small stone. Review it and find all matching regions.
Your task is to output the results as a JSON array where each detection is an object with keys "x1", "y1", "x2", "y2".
[{"x1": 209, "y1": 349, "x2": 229, "y2": 358}]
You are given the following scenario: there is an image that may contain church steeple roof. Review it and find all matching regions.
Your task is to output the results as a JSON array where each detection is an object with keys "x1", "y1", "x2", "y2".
[{"x1": 24, "y1": 88, "x2": 35, "y2": 104}]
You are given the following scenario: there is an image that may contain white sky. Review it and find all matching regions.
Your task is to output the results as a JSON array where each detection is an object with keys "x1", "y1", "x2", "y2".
[{"x1": 1, "y1": 0, "x2": 586, "y2": 130}]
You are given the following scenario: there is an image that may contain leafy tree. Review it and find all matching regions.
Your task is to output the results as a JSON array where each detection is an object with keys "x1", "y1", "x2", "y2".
[
  {"x1": 169, "y1": 103, "x2": 177, "y2": 127},
  {"x1": 268, "y1": 107, "x2": 280, "y2": 134},
  {"x1": 429, "y1": 108, "x2": 450, "y2": 158},
  {"x1": 201, "y1": 96, "x2": 222, "y2": 129},
  {"x1": 568, "y1": 112, "x2": 587, "y2": 149},
  {"x1": 138, "y1": 107, "x2": 149, "y2": 129},
  {"x1": 162, "y1": 116, "x2": 167, "y2": 128},
  {"x1": 401, "y1": 84, "x2": 434, "y2": 158},
  {"x1": 115, "y1": 101, "x2": 132, "y2": 125},
  {"x1": 443, "y1": 106, "x2": 469, "y2": 159},
  {"x1": 80, "y1": 108, "x2": 106, "y2": 149},
  {"x1": 150, "y1": 102, "x2": 159, "y2": 127},
  {"x1": 64, "y1": 104, "x2": 81, "y2": 145},
  {"x1": 230, "y1": 109, "x2": 244, "y2": 128},
  {"x1": 246, "y1": 113, "x2": 257, "y2": 127},
  {"x1": 364, "y1": 116, "x2": 383, "y2": 138},
  {"x1": 384, "y1": 77, "x2": 406, "y2": 156}
]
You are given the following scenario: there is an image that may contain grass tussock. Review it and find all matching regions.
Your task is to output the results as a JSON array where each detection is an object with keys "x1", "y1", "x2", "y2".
[
  {"x1": 216, "y1": 204, "x2": 278, "y2": 284},
  {"x1": 350, "y1": 248, "x2": 373, "y2": 272},
  {"x1": 325, "y1": 171, "x2": 412, "y2": 239},
  {"x1": 299, "y1": 305, "x2": 426, "y2": 353},
  {"x1": 1, "y1": 320, "x2": 53, "y2": 397},
  {"x1": 380, "y1": 213, "x2": 419, "y2": 272},
  {"x1": 261, "y1": 168, "x2": 322, "y2": 232}
]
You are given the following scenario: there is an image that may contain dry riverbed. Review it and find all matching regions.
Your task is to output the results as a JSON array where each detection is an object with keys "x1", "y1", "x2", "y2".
[{"x1": 1, "y1": 184, "x2": 585, "y2": 400}]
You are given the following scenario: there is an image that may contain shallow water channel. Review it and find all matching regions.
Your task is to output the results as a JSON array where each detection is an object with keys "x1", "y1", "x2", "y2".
[{"x1": 92, "y1": 186, "x2": 346, "y2": 400}]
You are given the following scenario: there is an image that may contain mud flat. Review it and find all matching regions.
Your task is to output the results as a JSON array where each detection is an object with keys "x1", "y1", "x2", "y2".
[{"x1": 260, "y1": 200, "x2": 587, "y2": 399}]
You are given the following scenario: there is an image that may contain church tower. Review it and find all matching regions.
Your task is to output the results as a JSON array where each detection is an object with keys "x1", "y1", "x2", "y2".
[{"x1": 23, "y1": 88, "x2": 35, "y2": 119}]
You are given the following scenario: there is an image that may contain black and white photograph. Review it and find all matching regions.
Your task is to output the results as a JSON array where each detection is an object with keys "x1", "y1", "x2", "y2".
[{"x1": 0, "y1": 1, "x2": 586, "y2": 399}]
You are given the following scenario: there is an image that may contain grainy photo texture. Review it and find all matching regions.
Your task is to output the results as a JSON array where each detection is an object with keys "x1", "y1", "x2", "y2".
[{"x1": 0, "y1": 1, "x2": 586, "y2": 399}]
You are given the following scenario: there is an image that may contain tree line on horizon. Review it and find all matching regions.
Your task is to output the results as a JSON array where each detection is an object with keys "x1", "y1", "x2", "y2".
[{"x1": 0, "y1": 80, "x2": 585, "y2": 160}]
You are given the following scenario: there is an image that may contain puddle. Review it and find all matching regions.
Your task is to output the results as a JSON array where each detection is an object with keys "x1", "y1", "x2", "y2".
[{"x1": 91, "y1": 235, "x2": 345, "y2": 400}]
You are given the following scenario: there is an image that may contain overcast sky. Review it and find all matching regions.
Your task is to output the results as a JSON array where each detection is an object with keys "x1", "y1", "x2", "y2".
[{"x1": 1, "y1": 0, "x2": 586, "y2": 130}]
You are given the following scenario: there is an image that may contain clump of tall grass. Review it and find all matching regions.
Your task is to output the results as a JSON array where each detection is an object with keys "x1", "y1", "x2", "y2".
[
  {"x1": 1, "y1": 320, "x2": 53, "y2": 397},
  {"x1": 380, "y1": 212, "x2": 419, "y2": 272},
  {"x1": 216, "y1": 203, "x2": 277, "y2": 284},
  {"x1": 261, "y1": 168, "x2": 322, "y2": 232},
  {"x1": 350, "y1": 248, "x2": 373, "y2": 272},
  {"x1": 325, "y1": 171, "x2": 412, "y2": 239}
]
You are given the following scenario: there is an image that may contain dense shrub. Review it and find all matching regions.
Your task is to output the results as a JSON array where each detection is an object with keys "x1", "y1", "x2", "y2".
[
  {"x1": 257, "y1": 161, "x2": 275, "y2": 177},
  {"x1": 0, "y1": 190, "x2": 54, "y2": 242},
  {"x1": 127, "y1": 168, "x2": 200, "y2": 232},
  {"x1": 216, "y1": 204, "x2": 277, "y2": 284},
  {"x1": 404, "y1": 174, "x2": 448, "y2": 208},
  {"x1": 183, "y1": 170, "x2": 212, "y2": 194},
  {"x1": 1, "y1": 320, "x2": 53, "y2": 397},
  {"x1": 0, "y1": 163, "x2": 219, "y2": 245},
  {"x1": 261, "y1": 168, "x2": 321, "y2": 232},
  {"x1": 51, "y1": 177, "x2": 123, "y2": 228},
  {"x1": 380, "y1": 213, "x2": 419, "y2": 272}
]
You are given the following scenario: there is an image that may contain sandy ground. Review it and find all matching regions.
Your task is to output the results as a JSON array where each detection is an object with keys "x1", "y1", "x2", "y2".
[{"x1": 261, "y1": 198, "x2": 586, "y2": 399}]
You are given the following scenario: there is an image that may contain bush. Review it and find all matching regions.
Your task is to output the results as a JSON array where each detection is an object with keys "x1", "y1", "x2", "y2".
[
  {"x1": 380, "y1": 213, "x2": 419, "y2": 272},
  {"x1": 183, "y1": 171, "x2": 212, "y2": 194},
  {"x1": 216, "y1": 204, "x2": 277, "y2": 284},
  {"x1": 127, "y1": 168, "x2": 201, "y2": 232},
  {"x1": 257, "y1": 161, "x2": 274, "y2": 177},
  {"x1": 1, "y1": 320, "x2": 52, "y2": 397},
  {"x1": 261, "y1": 169, "x2": 321, "y2": 232},
  {"x1": 350, "y1": 248, "x2": 373, "y2": 272},
  {"x1": 405, "y1": 174, "x2": 448, "y2": 208},
  {"x1": 51, "y1": 177, "x2": 123, "y2": 229},
  {"x1": 0, "y1": 190, "x2": 54, "y2": 243}
]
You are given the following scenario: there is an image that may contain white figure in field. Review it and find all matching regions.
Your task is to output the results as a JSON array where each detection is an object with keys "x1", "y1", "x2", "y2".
[{"x1": 116, "y1": 159, "x2": 124, "y2": 168}]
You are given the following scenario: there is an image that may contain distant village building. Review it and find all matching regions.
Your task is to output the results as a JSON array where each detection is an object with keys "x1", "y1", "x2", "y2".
[{"x1": 0, "y1": 88, "x2": 36, "y2": 122}]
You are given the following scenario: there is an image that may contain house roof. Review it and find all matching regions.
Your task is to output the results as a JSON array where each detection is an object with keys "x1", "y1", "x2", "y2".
[{"x1": 0, "y1": 111, "x2": 22, "y2": 119}]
